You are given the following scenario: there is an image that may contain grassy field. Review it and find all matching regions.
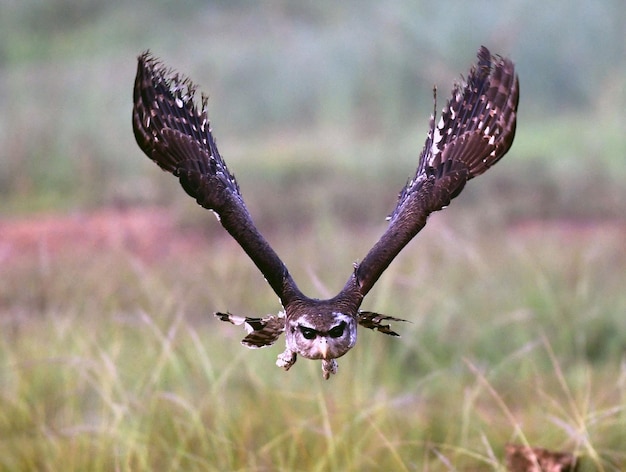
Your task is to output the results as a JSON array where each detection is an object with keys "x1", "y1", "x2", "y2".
[{"x1": 1, "y1": 204, "x2": 625, "y2": 471}]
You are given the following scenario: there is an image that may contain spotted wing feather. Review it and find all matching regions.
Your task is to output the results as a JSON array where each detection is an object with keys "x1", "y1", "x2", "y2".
[
  {"x1": 352, "y1": 46, "x2": 519, "y2": 297},
  {"x1": 357, "y1": 311, "x2": 409, "y2": 337},
  {"x1": 133, "y1": 52, "x2": 301, "y2": 305}
]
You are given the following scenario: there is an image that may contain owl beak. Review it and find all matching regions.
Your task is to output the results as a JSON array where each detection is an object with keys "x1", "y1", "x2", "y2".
[{"x1": 318, "y1": 337, "x2": 329, "y2": 359}]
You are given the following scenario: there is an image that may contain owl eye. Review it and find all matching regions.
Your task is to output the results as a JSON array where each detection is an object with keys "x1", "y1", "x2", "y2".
[
  {"x1": 299, "y1": 326, "x2": 317, "y2": 340},
  {"x1": 328, "y1": 321, "x2": 346, "y2": 338}
]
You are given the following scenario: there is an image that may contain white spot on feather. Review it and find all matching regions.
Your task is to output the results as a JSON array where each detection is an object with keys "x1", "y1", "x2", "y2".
[
  {"x1": 209, "y1": 209, "x2": 221, "y2": 222},
  {"x1": 437, "y1": 115, "x2": 445, "y2": 131},
  {"x1": 433, "y1": 125, "x2": 443, "y2": 146}
]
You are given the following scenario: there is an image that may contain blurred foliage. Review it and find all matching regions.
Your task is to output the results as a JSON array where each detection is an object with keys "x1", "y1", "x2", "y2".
[
  {"x1": 1, "y1": 212, "x2": 625, "y2": 470},
  {"x1": 0, "y1": 0, "x2": 625, "y2": 217}
]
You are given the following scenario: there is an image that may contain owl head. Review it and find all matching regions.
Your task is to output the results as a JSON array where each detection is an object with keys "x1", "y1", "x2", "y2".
[{"x1": 285, "y1": 311, "x2": 357, "y2": 362}]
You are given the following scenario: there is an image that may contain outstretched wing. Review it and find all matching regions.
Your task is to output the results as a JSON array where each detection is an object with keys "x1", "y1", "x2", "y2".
[
  {"x1": 352, "y1": 46, "x2": 519, "y2": 297},
  {"x1": 133, "y1": 52, "x2": 301, "y2": 305}
]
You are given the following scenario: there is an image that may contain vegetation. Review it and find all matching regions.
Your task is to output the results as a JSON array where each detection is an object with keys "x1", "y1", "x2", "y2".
[
  {"x1": 1, "y1": 0, "x2": 625, "y2": 470},
  {"x1": 2, "y1": 216, "x2": 625, "y2": 470},
  {"x1": 1, "y1": 0, "x2": 625, "y2": 213}
]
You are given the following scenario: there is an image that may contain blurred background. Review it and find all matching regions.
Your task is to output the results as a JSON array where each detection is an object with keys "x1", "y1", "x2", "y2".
[{"x1": 1, "y1": 0, "x2": 624, "y2": 219}]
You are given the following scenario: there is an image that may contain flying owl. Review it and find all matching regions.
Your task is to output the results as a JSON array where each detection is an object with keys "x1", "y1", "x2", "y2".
[{"x1": 133, "y1": 46, "x2": 519, "y2": 379}]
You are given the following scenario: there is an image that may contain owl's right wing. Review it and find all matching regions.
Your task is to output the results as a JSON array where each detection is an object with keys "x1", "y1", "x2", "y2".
[
  {"x1": 133, "y1": 52, "x2": 300, "y2": 305},
  {"x1": 349, "y1": 46, "x2": 519, "y2": 298}
]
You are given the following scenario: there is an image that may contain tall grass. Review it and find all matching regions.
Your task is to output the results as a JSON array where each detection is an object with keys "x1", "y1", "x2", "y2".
[{"x1": 1, "y1": 212, "x2": 624, "y2": 470}]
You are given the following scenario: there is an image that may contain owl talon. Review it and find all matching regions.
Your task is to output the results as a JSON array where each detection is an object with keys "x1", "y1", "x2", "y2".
[
  {"x1": 276, "y1": 349, "x2": 297, "y2": 371},
  {"x1": 322, "y1": 359, "x2": 338, "y2": 379}
]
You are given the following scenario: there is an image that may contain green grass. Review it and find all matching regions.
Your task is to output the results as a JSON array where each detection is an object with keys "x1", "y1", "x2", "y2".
[{"x1": 1, "y1": 214, "x2": 625, "y2": 471}]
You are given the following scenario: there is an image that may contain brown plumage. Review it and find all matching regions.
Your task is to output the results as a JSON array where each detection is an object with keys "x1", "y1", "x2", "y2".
[{"x1": 133, "y1": 46, "x2": 519, "y2": 379}]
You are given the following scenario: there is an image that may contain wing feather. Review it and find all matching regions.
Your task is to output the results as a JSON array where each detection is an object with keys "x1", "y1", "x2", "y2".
[
  {"x1": 133, "y1": 52, "x2": 301, "y2": 304},
  {"x1": 349, "y1": 46, "x2": 519, "y2": 297},
  {"x1": 357, "y1": 311, "x2": 409, "y2": 337},
  {"x1": 215, "y1": 312, "x2": 285, "y2": 348}
]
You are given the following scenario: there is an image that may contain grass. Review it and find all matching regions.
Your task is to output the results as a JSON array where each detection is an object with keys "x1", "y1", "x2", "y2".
[{"x1": 1, "y1": 210, "x2": 625, "y2": 471}]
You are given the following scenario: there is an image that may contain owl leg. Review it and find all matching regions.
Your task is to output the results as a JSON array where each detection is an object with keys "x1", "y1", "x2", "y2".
[
  {"x1": 276, "y1": 348, "x2": 297, "y2": 371},
  {"x1": 322, "y1": 359, "x2": 338, "y2": 379}
]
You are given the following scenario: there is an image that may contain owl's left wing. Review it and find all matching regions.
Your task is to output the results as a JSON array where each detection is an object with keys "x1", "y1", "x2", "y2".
[
  {"x1": 349, "y1": 46, "x2": 519, "y2": 298},
  {"x1": 133, "y1": 52, "x2": 301, "y2": 306}
]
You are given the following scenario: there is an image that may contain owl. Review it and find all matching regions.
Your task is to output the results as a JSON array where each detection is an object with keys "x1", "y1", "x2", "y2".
[{"x1": 132, "y1": 46, "x2": 519, "y2": 379}]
